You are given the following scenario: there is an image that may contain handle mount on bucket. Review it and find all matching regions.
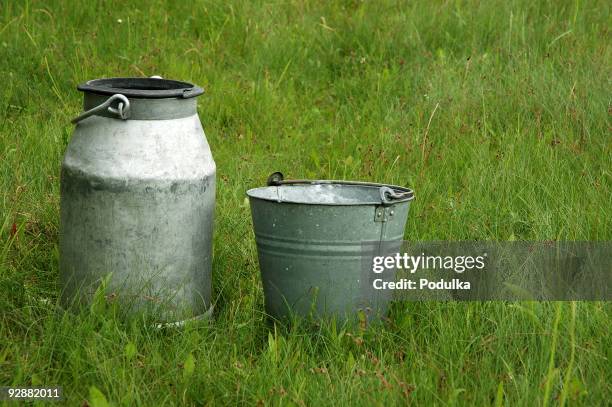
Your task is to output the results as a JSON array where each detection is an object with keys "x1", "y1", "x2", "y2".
[
  {"x1": 71, "y1": 93, "x2": 131, "y2": 124},
  {"x1": 379, "y1": 186, "x2": 412, "y2": 205},
  {"x1": 267, "y1": 172, "x2": 285, "y2": 186}
]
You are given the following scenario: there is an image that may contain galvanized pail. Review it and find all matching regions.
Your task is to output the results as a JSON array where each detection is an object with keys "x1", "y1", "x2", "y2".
[
  {"x1": 60, "y1": 77, "x2": 215, "y2": 321},
  {"x1": 247, "y1": 173, "x2": 414, "y2": 322}
]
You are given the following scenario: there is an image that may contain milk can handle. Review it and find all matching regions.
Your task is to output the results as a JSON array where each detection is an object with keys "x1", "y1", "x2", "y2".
[{"x1": 71, "y1": 93, "x2": 131, "y2": 124}]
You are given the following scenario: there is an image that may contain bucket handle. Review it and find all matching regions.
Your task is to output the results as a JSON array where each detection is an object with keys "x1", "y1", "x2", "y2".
[
  {"x1": 71, "y1": 93, "x2": 131, "y2": 124},
  {"x1": 266, "y1": 172, "x2": 414, "y2": 204}
]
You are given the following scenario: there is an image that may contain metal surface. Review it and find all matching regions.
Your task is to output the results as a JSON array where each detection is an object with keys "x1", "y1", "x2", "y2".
[
  {"x1": 247, "y1": 176, "x2": 413, "y2": 322},
  {"x1": 60, "y1": 78, "x2": 215, "y2": 322},
  {"x1": 82, "y1": 93, "x2": 197, "y2": 120}
]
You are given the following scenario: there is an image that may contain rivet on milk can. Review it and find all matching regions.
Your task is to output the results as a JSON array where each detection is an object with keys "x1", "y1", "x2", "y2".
[
  {"x1": 247, "y1": 172, "x2": 414, "y2": 323},
  {"x1": 60, "y1": 77, "x2": 215, "y2": 322}
]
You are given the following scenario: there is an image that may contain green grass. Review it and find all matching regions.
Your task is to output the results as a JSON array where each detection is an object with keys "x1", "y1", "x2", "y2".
[{"x1": 1, "y1": 0, "x2": 610, "y2": 405}]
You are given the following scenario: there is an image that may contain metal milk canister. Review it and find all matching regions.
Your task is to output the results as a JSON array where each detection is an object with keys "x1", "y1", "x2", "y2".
[{"x1": 60, "y1": 77, "x2": 215, "y2": 321}]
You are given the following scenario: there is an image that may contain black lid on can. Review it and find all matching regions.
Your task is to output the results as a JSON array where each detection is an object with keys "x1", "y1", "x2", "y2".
[{"x1": 77, "y1": 77, "x2": 204, "y2": 99}]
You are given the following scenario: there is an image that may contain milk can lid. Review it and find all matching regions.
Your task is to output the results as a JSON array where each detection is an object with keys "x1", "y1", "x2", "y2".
[{"x1": 77, "y1": 77, "x2": 204, "y2": 99}]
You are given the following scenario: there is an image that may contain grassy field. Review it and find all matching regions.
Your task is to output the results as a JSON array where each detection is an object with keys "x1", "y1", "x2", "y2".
[{"x1": 1, "y1": 0, "x2": 610, "y2": 405}]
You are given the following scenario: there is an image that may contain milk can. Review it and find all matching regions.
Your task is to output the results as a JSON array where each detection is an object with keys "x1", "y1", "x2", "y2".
[{"x1": 60, "y1": 77, "x2": 215, "y2": 321}]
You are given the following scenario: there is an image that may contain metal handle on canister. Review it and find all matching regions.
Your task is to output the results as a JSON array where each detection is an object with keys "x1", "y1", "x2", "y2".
[{"x1": 71, "y1": 93, "x2": 131, "y2": 124}]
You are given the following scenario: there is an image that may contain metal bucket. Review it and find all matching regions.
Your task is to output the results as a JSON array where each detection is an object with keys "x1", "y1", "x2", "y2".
[
  {"x1": 247, "y1": 173, "x2": 414, "y2": 322},
  {"x1": 60, "y1": 77, "x2": 215, "y2": 321}
]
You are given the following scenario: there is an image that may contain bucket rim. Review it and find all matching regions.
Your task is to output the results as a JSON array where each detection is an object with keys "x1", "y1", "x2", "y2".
[
  {"x1": 246, "y1": 180, "x2": 414, "y2": 206},
  {"x1": 77, "y1": 77, "x2": 204, "y2": 99}
]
